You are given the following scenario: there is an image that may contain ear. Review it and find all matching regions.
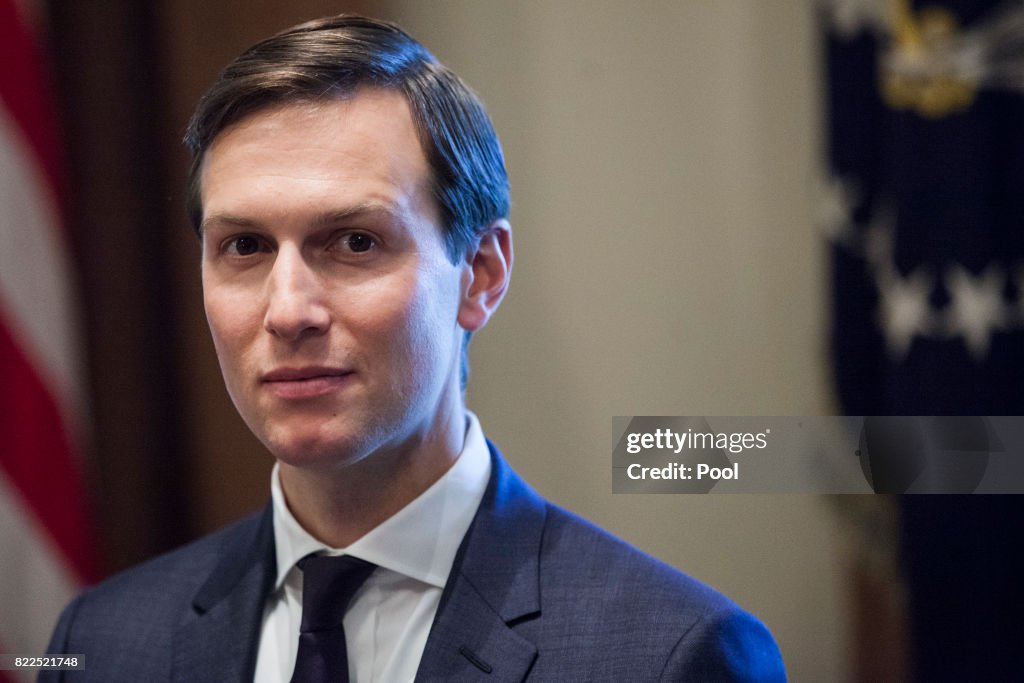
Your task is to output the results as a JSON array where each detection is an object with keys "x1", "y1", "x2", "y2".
[{"x1": 458, "y1": 219, "x2": 513, "y2": 332}]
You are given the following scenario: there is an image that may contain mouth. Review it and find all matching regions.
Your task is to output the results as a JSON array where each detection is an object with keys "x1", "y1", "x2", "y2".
[{"x1": 261, "y1": 367, "x2": 353, "y2": 399}]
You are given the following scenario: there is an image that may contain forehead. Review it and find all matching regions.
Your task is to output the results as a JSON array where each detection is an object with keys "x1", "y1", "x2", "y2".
[{"x1": 199, "y1": 89, "x2": 433, "y2": 221}]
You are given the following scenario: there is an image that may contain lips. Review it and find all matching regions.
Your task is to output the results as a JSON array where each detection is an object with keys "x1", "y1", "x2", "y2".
[
  {"x1": 262, "y1": 366, "x2": 350, "y2": 382},
  {"x1": 261, "y1": 366, "x2": 353, "y2": 399}
]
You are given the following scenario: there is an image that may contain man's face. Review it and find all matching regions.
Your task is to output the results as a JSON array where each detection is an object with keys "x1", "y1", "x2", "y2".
[{"x1": 199, "y1": 90, "x2": 470, "y2": 470}]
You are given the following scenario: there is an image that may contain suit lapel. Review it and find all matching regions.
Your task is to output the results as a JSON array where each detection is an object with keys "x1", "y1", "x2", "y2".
[
  {"x1": 172, "y1": 506, "x2": 276, "y2": 683},
  {"x1": 416, "y1": 444, "x2": 546, "y2": 682}
]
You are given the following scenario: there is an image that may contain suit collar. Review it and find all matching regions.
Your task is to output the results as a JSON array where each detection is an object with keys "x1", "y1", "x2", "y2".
[
  {"x1": 416, "y1": 442, "x2": 546, "y2": 681},
  {"x1": 174, "y1": 506, "x2": 276, "y2": 683},
  {"x1": 454, "y1": 441, "x2": 545, "y2": 621},
  {"x1": 168, "y1": 443, "x2": 546, "y2": 682}
]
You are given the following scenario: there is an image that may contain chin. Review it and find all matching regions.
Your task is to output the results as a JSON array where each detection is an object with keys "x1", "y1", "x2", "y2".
[{"x1": 262, "y1": 428, "x2": 370, "y2": 471}]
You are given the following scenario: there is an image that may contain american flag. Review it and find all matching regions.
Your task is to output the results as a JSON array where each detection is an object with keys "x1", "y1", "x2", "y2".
[{"x1": 0, "y1": 0, "x2": 97, "y2": 679}]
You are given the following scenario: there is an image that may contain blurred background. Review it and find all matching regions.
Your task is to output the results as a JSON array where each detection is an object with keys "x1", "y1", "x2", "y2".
[{"x1": 2, "y1": 1, "x2": 1022, "y2": 681}]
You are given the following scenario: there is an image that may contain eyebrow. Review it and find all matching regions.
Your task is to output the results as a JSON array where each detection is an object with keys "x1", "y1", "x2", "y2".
[{"x1": 200, "y1": 201, "x2": 402, "y2": 234}]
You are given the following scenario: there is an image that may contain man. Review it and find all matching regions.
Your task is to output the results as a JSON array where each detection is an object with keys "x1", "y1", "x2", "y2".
[{"x1": 43, "y1": 15, "x2": 785, "y2": 682}]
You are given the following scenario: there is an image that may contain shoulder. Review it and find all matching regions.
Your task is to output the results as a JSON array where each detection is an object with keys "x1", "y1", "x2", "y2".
[
  {"x1": 75, "y1": 508, "x2": 265, "y2": 612},
  {"x1": 43, "y1": 510, "x2": 267, "y2": 674},
  {"x1": 541, "y1": 502, "x2": 729, "y2": 610},
  {"x1": 533, "y1": 502, "x2": 786, "y2": 681}
]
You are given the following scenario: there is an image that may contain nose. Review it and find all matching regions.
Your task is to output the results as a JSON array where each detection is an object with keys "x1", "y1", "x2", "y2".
[{"x1": 263, "y1": 245, "x2": 331, "y2": 340}]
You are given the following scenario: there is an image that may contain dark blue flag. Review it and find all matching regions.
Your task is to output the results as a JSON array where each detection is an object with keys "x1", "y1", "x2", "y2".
[
  {"x1": 821, "y1": 1, "x2": 1024, "y2": 679},
  {"x1": 823, "y1": 0, "x2": 1024, "y2": 414}
]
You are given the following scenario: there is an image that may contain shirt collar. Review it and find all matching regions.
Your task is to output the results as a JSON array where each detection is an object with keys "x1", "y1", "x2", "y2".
[{"x1": 270, "y1": 411, "x2": 491, "y2": 591}]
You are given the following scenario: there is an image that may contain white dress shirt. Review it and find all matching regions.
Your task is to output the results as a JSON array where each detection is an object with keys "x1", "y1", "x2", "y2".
[{"x1": 253, "y1": 412, "x2": 492, "y2": 683}]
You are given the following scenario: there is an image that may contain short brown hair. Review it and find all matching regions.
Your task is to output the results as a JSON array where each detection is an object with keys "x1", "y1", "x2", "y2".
[{"x1": 185, "y1": 14, "x2": 509, "y2": 264}]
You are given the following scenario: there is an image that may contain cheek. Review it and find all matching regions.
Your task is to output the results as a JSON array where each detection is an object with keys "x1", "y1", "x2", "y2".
[
  {"x1": 203, "y1": 289, "x2": 253, "y2": 379},
  {"x1": 407, "y1": 266, "x2": 464, "y2": 374},
  {"x1": 354, "y1": 266, "x2": 460, "y2": 373}
]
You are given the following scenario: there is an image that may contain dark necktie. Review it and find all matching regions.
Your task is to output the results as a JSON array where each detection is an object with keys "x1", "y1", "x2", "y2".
[{"x1": 290, "y1": 554, "x2": 376, "y2": 683}]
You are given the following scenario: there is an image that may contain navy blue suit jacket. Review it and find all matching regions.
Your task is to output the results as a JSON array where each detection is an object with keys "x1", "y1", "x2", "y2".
[{"x1": 43, "y1": 445, "x2": 786, "y2": 681}]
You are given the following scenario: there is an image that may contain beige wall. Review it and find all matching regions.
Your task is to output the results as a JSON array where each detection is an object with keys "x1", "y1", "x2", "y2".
[{"x1": 384, "y1": 1, "x2": 845, "y2": 680}]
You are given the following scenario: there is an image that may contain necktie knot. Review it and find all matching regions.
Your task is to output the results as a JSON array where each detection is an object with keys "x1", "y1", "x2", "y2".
[{"x1": 297, "y1": 554, "x2": 376, "y2": 633}]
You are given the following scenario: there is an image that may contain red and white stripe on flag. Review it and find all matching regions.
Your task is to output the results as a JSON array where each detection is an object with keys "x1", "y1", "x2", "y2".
[{"x1": 0, "y1": 0, "x2": 98, "y2": 679}]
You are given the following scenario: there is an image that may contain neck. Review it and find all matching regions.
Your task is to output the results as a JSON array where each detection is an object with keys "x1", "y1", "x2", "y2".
[{"x1": 278, "y1": 401, "x2": 467, "y2": 548}]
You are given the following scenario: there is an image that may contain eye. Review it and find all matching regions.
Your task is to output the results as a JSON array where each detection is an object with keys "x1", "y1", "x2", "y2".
[
  {"x1": 224, "y1": 235, "x2": 265, "y2": 256},
  {"x1": 339, "y1": 232, "x2": 376, "y2": 253}
]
